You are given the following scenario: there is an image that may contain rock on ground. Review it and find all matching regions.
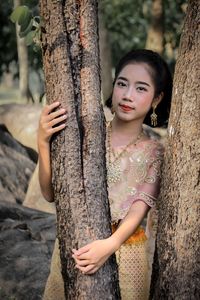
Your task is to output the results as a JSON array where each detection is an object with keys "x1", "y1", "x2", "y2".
[
  {"x1": 0, "y1": 103, "x2": 41, "y2": 152},
  {"x1": 0, "y1": 201, "x2": 56, "y2": 300},
  {"x1": 0, "y1": 125, "x2": 36, "y2": 205},
  {"x1": 0, "y1": 103, "x2": 55, "y2": 213}
]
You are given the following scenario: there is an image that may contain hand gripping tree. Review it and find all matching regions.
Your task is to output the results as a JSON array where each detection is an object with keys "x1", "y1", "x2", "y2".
[{"x1": 39, "y1": 1, "x2": 120, "y2": 299}]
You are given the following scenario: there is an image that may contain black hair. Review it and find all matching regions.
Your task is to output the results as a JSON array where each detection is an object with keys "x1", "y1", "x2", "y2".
[{"x1": 105, "y1": 49, "x2": 173, "y2": 127}]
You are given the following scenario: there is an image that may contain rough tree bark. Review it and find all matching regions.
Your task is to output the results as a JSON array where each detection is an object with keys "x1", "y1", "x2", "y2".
[
  {"x1": 40, "y1": 1, "x2": 120, "y2": 299},
  {"x1": 145, "y1": 0, "x2": 164, "y2": 54},
  {"x1": 150, "y1": 1, "x2": 200, "y2": 299}
]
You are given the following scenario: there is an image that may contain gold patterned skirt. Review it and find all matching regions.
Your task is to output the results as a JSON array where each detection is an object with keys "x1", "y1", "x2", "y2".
[
  {"x1": 113, "y1": 225, "x2": 149, "y2": 300},
  {"x1": 43, "y1": 238, "x2": 65, "y2": 300},
  {"x1": 43, "y1": 228, "x2": 149, "y2": 300}
]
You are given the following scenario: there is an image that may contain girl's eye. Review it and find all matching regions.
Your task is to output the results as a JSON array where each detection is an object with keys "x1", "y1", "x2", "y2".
[
  {"x1": 116, "y1": 81, "x2": 127, "y2": 87},
  {"x1": 137, "y1": 86, "x2": 147, "y2": 92}
]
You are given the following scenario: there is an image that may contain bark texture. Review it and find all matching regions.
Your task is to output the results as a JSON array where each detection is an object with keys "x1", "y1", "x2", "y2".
[
  {"x1": 40, "y1": 1, "x2": 120, "y2": 299},
  {"x1": 151, "y1": 1, "x2": 200, "y2": 299},
  {"x1": 146, "y1": 0, "x2": 164, "y2": 54}
]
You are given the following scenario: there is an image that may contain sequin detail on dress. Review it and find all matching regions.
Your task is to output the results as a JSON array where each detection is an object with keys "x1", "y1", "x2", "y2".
[
  {"x1": 107, "y1": 159, "x2": 122, "y2": 184},
  {"x1": 106, "y1": 133, "x2": 164, "y2": 222}
]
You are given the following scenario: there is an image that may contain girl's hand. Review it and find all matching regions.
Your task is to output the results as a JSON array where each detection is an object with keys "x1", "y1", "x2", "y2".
[
  {"x1": 38, "y1": 102, "x2": 67, "y2": 144},
  {"x1": 72, "y1": 237, "x2": 119, "y2": 275}
]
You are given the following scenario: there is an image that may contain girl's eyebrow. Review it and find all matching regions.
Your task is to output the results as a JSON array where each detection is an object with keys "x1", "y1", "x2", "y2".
[
  {"x1": 117, "y1": 76, "x2": 128, "y2": 82},
  {"x1": 117, "y1": 77, "x2": 151, "y2": 87},
  {"x1": 136, "y1": 81, "x2": 151, "y2": 87}
]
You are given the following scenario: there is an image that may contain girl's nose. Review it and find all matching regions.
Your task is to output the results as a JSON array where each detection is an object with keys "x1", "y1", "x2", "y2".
[{"x1": 124, "y1": 87, "x2": 134, "y2": 101}]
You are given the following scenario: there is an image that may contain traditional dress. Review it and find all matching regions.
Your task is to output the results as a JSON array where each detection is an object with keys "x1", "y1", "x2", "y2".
[
  {"x1": 43, "y1": 127, "x2": 163, "y2": 300},
  {"x1": 107, "y1": 133, "x2": 163, "y2": 299}
]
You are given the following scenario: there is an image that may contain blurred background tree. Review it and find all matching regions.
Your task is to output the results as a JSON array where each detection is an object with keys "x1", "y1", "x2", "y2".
[
  {"x1": 0, "y1": 0, "x2": 187, "y2": 103},
  {"x1": 0, "y1": 0, "x2": 17, "y2": 79},
  {"x1": 0, "y1": 0, "x2": 43, "y2": 102},
  {"x1": 100, "y1": 0, "x2": 187, "y2": 68}
]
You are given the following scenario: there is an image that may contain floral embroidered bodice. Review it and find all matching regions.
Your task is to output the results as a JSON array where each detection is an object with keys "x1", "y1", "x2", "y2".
[{"x1": 106, "y1": 132, "x2": 164, "y2": 223}]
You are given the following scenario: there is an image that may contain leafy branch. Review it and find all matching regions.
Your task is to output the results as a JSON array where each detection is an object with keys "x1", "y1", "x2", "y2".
[{"x1": 10, "y1": 5, "x2": 41, "y2": 49}]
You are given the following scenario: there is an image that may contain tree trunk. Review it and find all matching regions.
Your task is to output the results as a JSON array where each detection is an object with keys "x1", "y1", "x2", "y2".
[
  {"x1": 145, "y1": 0, "x2": 164, "y2": 54},
  {"x1": 14, "y1": 0, "x2": 31, "y2": 102},
  {"x1": 150, "y1": 1, "x2": 200, "y2": 298},
  {"x1": 39, "y1": 1, "x2": 120, "y2": 299}
]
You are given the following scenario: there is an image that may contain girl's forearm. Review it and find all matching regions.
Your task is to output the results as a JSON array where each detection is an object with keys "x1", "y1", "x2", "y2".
[
  {"x1": 38, "y1": 141, "x2": 54, "y2": 202},
  {"x1": 37, "y1": 102, "x2": 67, "y2": 202},
  {"x1": 109, "y1": 202, "x2": 149, "y2": 251}
]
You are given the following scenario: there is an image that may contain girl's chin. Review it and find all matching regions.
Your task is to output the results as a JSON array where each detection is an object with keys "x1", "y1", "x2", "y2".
[
  {"x1": 114, "y1": 112, "x2": 144, "y2": 124},
  {"x1": 115, "y1": 114, "x2": 136, "y2": 122}
]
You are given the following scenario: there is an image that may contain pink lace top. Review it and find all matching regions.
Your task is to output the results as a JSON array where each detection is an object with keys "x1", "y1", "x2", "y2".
[{"x1": 106, "y1": 136, "x2": 164, "y2": 223}]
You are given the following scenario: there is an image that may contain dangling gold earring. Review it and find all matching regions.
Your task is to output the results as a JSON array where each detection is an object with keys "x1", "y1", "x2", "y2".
[{"x1": 150, "y1": 104, "x2": 157, "y2": 127}]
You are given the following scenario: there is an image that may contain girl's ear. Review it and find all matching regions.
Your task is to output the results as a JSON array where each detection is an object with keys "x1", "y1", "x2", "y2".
[{"x1": 152, "y1": 92, "x2": 164, "y2": 107}]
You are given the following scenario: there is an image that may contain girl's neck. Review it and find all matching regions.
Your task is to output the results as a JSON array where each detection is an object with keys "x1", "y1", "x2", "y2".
[
  {"x1": 111, "y1": 116, "x2": 144, "y2": 147},
  {"x1": 112, "y1": 116, "x2": 143, "y2": 136}
]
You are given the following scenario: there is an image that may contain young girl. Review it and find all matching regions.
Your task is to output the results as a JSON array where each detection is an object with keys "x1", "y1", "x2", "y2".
[{"x1": 38, "y1": 49, "x2": 172, "y2": 300}]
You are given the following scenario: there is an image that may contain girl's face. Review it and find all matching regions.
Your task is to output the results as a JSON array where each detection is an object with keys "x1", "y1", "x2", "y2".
[{"x1": 112, "y1": 63, "x2": 156, "y2": 123}]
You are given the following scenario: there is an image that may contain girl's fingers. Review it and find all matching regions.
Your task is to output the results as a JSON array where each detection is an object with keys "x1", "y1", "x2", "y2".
[
  {"x1": 47, "y1": 108, "x2": 67, "y2": 121},
  {"x1": 75, "y1": 245, "x2": 91, "y2": 256},
  {"x1": 74, "y1": 258, "x2": 91, "y2": 267},
  {"x1": 72, "y1": 252, "x2": 91, "y2": 262},
  {"x1": 44, "y1": 101, "x2": 60, "y2": 115},
  {"x1": 76, "y1": 264, "x2": 96, "y2": 274},
  {"x1": 48, "y1": 114, "x2": 67, "y2": 127},
  {"x1": 50, "y1": 123, "x2": 66, "y2": 134},
  {"x1": 73, "y1": 252, "x2": 90, "y2": 261}
]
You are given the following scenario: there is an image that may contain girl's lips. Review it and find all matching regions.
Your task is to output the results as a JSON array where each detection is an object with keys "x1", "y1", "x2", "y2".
[{"x1": 119, "y1": 104, "x2": 134, "y2": 112}]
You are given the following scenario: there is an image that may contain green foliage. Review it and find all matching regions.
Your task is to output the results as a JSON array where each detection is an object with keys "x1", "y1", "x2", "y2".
[
  {"x1": 0, "y1": 0, "x2": 187, "y2": 81},
  {"x1": 10, "y1": 5, "x2": 31, "y2": 25},
  {"x1": 10, "y1": 5, "x2": 41, "y2": 47},
  {"x1": 164, "y1": 0, "x2": 186, "y2": 50},
  {"x1": 100, "y1": 0, "x2": 186, "y2": 68},
  {"x1": 100, "y1": 0, "x2": 150, "y2": 66},
  {"x1": 25, "y1": 30, "x2": 35, "y2": 46},
  {"x1": 0, "y1": 0, "x2": 42, "y2": 80},
  {"x1": 0, "y1": 0, "x2": 17, "y2": 77}
]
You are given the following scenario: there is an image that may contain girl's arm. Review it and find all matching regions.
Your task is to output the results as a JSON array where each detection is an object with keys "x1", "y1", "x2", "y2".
[
  {"x1": 72, "y1": 200, "x2": 149, "y2": 274},
  {"x1": 37, "y1": 102, "x2": 67, "y2": 202},
  {"x1": 111, "y1": 200, "x2": 149, "y2": 247},
  {"x1": 38, "y1": 140, "x2": 53, "y2": 202},
  {"x1": 73, "y1": 142, "x2": 163, "y2": 274}
]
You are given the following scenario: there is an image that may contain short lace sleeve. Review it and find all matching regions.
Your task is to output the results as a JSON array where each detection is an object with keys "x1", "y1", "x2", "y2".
[{"x1": 125, "y1": 141, "x2": 164, "y2": 210}]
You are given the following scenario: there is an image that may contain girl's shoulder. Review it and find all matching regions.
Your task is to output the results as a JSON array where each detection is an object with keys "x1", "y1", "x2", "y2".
[
  {"x1": 140, "y1": 136, "x2": 164, "y2": 151},
  {"x1": 128, "y1": 136, "x2": 164, "y2": 163}
]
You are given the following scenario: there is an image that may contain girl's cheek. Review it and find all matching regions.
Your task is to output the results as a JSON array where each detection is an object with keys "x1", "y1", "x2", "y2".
[
  {"x1": 141, "y1": 96, "x2": 154, "y2": 111},
  {"x1": 113, "y1": 89, "x2": 123, "y2": 101}
]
